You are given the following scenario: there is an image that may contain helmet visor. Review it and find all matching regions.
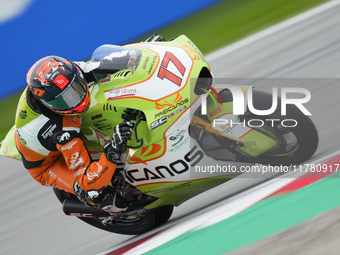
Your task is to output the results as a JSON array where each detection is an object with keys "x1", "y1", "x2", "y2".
[{"x1": 42, "y1": 74, "x2": 88, "y2": 111}]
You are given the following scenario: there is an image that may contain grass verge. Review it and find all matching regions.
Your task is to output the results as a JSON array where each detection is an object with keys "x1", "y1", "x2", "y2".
[
  {"x1": 0, "y1": 92, "x2": 21, "y2": 141},
  {"x1": 138, "y1": 0, "x2": 330, "y2": 54}
]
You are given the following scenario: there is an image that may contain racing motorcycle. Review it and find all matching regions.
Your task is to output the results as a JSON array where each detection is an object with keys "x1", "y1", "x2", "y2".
[{"x1": 0, "y1": 35, "x2": 318, "y2": 235}]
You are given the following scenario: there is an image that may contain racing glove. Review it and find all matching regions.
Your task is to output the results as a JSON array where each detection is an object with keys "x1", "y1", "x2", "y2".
[{"x1": 104, "y1": 121, "x2": 134, "y2": 164}]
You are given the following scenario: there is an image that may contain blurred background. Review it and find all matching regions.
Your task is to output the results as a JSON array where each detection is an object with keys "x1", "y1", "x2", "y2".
[
  {"x1": 0, "y1": 1, "x2": 337, "y2": 255},
  {"x1": 0, "y1": 0, "x2": 327, "y2": 140}
]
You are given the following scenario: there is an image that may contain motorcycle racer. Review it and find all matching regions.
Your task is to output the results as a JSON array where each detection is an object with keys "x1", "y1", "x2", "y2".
[
  {"x1": 14, "y1": 34, "x2": 166, "y2": 213},
  {"x1": 15, "y1": 56, "x2": 133, "y2": 212}
]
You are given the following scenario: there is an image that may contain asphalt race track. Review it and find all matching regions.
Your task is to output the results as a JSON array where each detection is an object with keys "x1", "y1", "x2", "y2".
[{"x1": 1, "y1": 2, "x2": 340, "y2": 255}]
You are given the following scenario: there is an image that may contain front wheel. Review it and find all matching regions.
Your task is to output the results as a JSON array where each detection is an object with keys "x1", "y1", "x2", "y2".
[
  {"x1": 192, "y1": 89, "x2": 319, "y2": 166},
  {"x1": 53, "y1": 188, "x2": 173, "y2": 235},
  {"x1": 225, "y1": 90, "x2": 319, "y2": 165}
]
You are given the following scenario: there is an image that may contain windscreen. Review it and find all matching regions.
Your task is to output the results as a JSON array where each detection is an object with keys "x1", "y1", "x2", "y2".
[{"x1": 89, "y1": 45, "x2": 142, "y2": 82}]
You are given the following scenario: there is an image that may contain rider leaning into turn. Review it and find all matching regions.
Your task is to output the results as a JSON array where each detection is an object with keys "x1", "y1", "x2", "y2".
[
  {"x1": 14, "y1": 55, "x2": 134, "y2": 212},
  {"x1": 15, "y1": 34, "x2": 164, "y2": 212}
]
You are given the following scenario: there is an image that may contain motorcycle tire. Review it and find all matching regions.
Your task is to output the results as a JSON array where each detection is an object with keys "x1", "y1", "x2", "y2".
[
  {"x1": 229, "y1": 89, "x2": 318, "y2": 165},
  {"x1": 53, "y1": 188, "x2": 173, "y2": 235},
  {"x1": 193, "y1": 89, "x2": 318, "y2": 166}
]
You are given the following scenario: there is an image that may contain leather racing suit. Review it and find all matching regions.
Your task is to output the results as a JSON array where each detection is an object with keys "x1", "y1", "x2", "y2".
[{"x1": 14, "y1": 86, "x2": 116, "y2": 195}]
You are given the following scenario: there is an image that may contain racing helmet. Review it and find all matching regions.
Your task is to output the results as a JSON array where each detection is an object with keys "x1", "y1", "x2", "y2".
[{"x1": 27, "y1": 56, "x2": 90, "y2": 115}]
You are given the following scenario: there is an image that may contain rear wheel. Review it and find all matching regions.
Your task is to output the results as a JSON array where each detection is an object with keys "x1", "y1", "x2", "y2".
[{"x1": 53, "y1": 188, "x2": 173, "y2": 235}]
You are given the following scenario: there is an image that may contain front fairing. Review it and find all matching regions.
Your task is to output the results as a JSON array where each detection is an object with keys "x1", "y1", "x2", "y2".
[{"x1": 82, "y1": 36, "x2": 208, "y2": 147}]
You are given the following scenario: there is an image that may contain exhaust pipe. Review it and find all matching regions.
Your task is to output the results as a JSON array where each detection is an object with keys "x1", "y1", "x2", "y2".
[{"x1": 62, "y1": 199, "x2": 110, "y2": 217}]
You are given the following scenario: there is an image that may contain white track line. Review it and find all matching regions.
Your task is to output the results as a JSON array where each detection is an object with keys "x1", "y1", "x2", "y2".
[
  {"x1": 206, "y1": 0, "x2": 340, "y2": 62},
  {"x1": 122, "y1": 151, "x2": 340, "y2": 255}
]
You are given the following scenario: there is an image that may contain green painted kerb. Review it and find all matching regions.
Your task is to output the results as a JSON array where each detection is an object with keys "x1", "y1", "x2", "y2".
[{"x1": 145, "y1": 172, "x2": 340, "y2": 255}]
